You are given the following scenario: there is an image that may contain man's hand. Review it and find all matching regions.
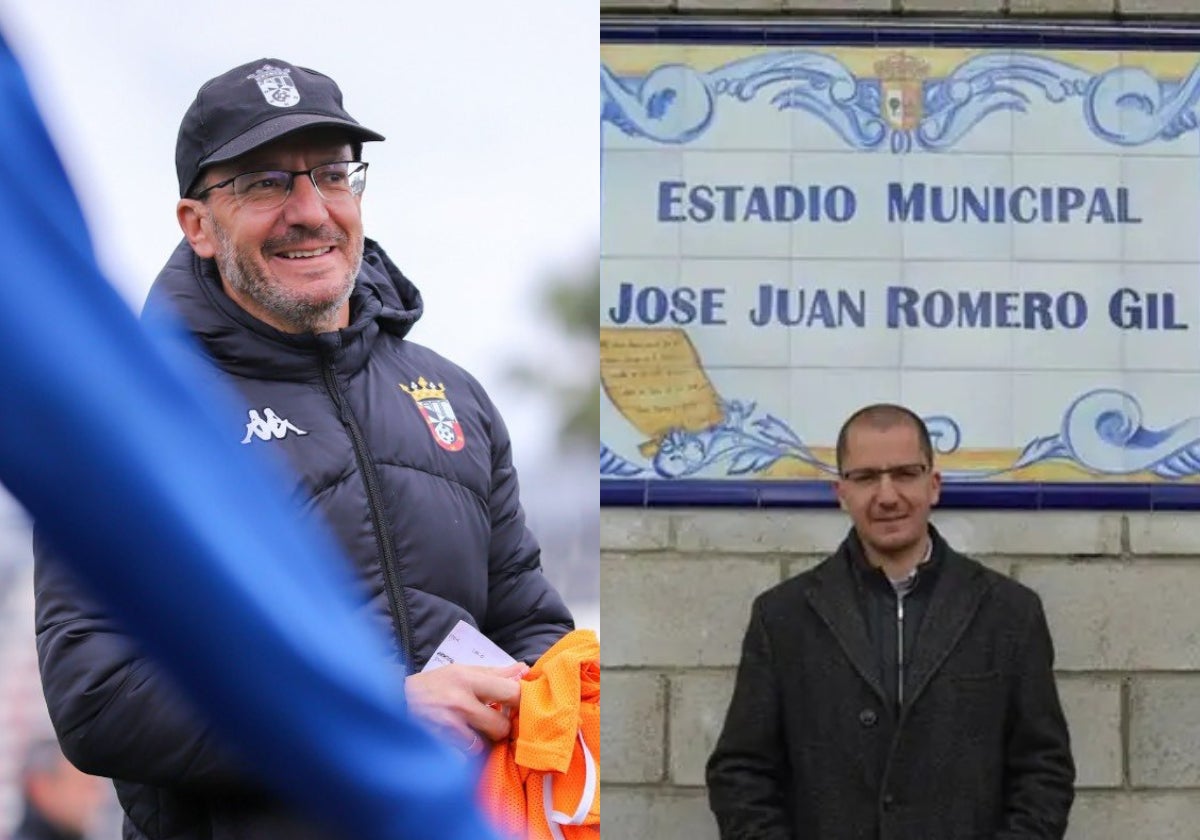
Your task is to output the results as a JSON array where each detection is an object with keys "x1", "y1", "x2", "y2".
[{"x1": 405, "y1": 662, "x2": 528, "y2": 752}]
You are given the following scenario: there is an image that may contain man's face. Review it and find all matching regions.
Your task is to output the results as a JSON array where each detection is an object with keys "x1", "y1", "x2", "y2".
[
  {"x1": 182, "y1": 129, "x2": 364, "y2": 333},
  {"x1": 29, "y1": 757, "x2": 105, "y2": 834},
  {"x1": 835, "y1": 421, "x2": 941, "y2": 559}
]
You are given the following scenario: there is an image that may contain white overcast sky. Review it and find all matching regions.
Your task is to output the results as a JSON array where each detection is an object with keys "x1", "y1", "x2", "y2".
[{"x1": 0, "y1": 0, "x2": 599, "y2": 477}]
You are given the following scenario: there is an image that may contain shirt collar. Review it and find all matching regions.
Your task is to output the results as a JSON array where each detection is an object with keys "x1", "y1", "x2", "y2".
[{"x1": 889, "y1": 536, "x2": 933, "y2": 585}]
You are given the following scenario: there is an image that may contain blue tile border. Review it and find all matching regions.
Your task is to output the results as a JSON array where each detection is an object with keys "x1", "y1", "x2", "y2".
[
  {"x1": 599, "y1": 479, "x2": 1194, "y2": 510},
  {"x1": 646, "y1": 479, "x2": 760, "y2": 507},
  {"x1": 601, "y1": 19, "x2": 1200, "y2": 51}
]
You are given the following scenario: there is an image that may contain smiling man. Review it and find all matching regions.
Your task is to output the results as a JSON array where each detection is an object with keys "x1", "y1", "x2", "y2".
[
  {"x1": 179, "y1": 126, "x2": 367, "y2": 335},
  {"x1": 706, "y1": 403, "x2": 1075, "y2": 840},
  {"x1": 34, "y1": 59, "x2": 572, "y2": 840}
]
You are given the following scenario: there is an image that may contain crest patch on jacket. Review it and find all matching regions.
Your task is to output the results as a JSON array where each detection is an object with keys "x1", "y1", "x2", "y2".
[{"x1": 400, "y1": 376, "x2": 465, "y2": 451}]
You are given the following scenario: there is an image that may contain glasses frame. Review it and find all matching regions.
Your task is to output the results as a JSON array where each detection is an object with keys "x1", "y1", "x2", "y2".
[
  {"x1": 839, "y1": 462, "x2": 931, "y2": 486},
  {"x1": 192, "y1": 160, "x2": 369, "y2": 208}
]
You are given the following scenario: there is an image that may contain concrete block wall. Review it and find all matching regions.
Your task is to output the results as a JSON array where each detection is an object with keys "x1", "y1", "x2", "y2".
[{"x1": 600, "y1": 509, "x2": 1200, "y2": 840}]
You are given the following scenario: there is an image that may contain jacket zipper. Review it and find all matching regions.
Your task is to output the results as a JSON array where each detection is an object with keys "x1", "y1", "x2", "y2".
[
  {"x1": 896, "y1": 595, "x2": 905, "y2": 711},
  {"x1": 322, "y1": 359, "x2": 414, "y2": 670}
]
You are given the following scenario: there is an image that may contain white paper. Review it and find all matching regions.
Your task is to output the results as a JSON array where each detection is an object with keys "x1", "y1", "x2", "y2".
[{"x1": 422, "y1": 620, "x2": 516, "y2": 672}]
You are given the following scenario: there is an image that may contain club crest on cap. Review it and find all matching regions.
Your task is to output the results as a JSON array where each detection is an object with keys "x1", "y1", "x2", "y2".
[{"x1": 246, "y1": 64, "x2": 300, "y2": 108}]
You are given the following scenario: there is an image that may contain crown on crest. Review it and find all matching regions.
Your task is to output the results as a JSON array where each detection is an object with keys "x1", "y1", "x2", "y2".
[
  {"x1": 246, "y1": 64, "x2": 290, "y2": 83},
  {"x1": 399, "y1": 376, "x2": 446, "y2": 402},
  {"x1": 874, "y1": 52, "x2": 929, "y2": 82}
]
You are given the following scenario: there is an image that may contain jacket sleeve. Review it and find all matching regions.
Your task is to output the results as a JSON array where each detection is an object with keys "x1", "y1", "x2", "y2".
[
  {"x1": 477, "y1": 400, "x2": 573, "y2": 664},
  {"x1": 705, "y1": 598, "x2": 794, "y2": 840},
  {"x1": 996, "y1": 594, "x2": 1076, "y2": 840},
  {"x1": 34, "y1": 530, "x2": 256, "y2": 789}
]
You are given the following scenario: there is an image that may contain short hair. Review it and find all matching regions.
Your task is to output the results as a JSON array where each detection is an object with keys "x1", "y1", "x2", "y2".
[
  {"x1": 20, "y1": 737, "x2": 66, "y2": 780},
  {"x1": 835, "y1": 403, "x2": 933, "y2": 472}
]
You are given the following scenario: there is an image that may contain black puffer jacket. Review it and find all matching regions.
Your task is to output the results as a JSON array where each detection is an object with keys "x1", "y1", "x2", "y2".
[{"x1": 34, "y1": 238, "x2": 573, "y2": 839}]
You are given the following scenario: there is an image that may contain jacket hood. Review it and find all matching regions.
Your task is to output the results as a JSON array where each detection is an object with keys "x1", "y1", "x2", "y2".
[{"x1": 143, "y1": 237, "x2": 423, "y2": 381}]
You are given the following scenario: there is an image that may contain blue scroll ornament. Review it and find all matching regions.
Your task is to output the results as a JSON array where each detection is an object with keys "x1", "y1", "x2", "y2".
[
  {"x1": 598, "y1": 398, "x2": 827, "y2": 479},
  {"x1": 600, "y1": 443, "x2": 649, "y2": 478},
  {"x1": 600, "y1": 388, "x2": 1200, "y2": 482},
  {"x1": 1012, "y1": 388, "x2": 1200, "y2": 479},
  {"x1": 647, "y1": 399, "x2": 828, "y2": 479},
  {"x1": 602, "y1": 51, "x2": 1200, "y2": 151},
  {"x1": 1084, "y1": 63, "x2": 1200, "y2": 145},
  {"x1": 599, "y1": 402, "x2": 961, "y2": 480}
]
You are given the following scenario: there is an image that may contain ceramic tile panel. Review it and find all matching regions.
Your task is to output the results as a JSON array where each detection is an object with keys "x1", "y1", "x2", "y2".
[
  {"x1": 689, "y1": 79, "x2": 796, "y2": 153},
  {"x1": 900, "y1": 369, "x2": 1015, "y2": 455},
  {"x1": 1118, "y1": 263, "x2": 1200, "y2": 372},
  {"x1": 1009, "y1": 261, "x2": 1124, "y2": 371},
  {"x1": 603, "y1": 256, "x2": 684, "y2": 328},
  {"x1": 678, "y1": 258, "x2": 792, "y2": 368},
  {"x1": 601, "y1": 48, "x2": 730, "y2": 153},
  {"x1": 602, "y1": 149, "x2": 684, "y2": 257},
  {"x1": 786, "y1": 259, "x2": 904, "y2": 370},
  {"x1": 600, "y1": 391, "x2": 657, "y2": 478},
  {"x1": 678, "y1": 150, "x2": 795, "y2": 259},
  {"x1": 1010, "y1": 371, "x2": 1098, "y2": 452},
  {"x1": 1118, "y1": 371, "x2": 1200, "y2": 456},
  {"x1": 928, "y1": 52, "x2": 1016, "y2": 157},
  {"x1": 599, "y1": 126, "x2": 646, "y2": 154},
  {"x1": 707, "y1": 367, "x2": 794, "y2": 419},
  {"x1": 895, "y1": 260, "x2": 1016, "y2": 369},
  {"x1": 1115, "y1": 51, "x2": 1200, "y2": 159},
  {"x1": 897, "y1": 153, "x2": 1015, "y2": 262},
  {"x1": 789, "y1": 47, "x2": 901, "y2": 154},
  {"x1": 600, "y1": 38, "x2": 1200, "y2": 498},
  {"x1": 688, "y1": 366, "x2": 803, "y2": 480},
  {"x1": 1010, "y1": 50, "x2": 1126, "y2": 158},
  {"x1": 1012, "y1": 370, "x2": 1200, "y2": 477},
  {"x1": 1126, "y1": 369, "x2": 1200, "y2": 407},
  {"x1": 1010, "y1": 155, "x2": 1127, "y2": 264},
  {"x1": 792, "y1": 98, "x2": 874, "y2": 154},
  {"x1": 789, "y1": 367, "x2": 905, "y2": 451},
  {"x1": 789, "y1": 150, "x2": 905, "y2": 260},
  {"x1": 1012, "y1": 101, "x2": 1114, "y2": 157},
  {"x1": 1121, "y1": 155, "x2": 1200, "y2": 263}
]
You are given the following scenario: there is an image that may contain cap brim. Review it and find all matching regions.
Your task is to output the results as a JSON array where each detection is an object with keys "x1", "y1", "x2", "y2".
[{"x1": 199, "y1": 112, "x2": 385, "y2": 169}]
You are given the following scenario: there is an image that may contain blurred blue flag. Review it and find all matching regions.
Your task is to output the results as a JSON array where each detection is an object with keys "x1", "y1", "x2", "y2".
[{"x1": 0, "y1": 29, "x2": 498, "y2": 840}]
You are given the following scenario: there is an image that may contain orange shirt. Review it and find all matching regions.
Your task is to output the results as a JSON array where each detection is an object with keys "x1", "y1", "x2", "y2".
[{"x1": 479, "y1": 630, "x2": 600, "y2": 839}]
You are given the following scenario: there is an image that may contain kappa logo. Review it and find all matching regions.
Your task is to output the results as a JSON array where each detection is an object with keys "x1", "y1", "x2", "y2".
[
  {"x1": 399, "y1": 377, "x2": 465, "y2": 452},
  {"x1": 241, "y1": 408, "x2": 308, "y2": 444},
  {"x1": 246, "y1": 64, "x2": 300, "y2": 108}
]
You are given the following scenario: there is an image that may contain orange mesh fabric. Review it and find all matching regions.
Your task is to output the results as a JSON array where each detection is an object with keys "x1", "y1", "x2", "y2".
[{"x1": 479, "y1": 629, "x2": 600, "y2": 839}]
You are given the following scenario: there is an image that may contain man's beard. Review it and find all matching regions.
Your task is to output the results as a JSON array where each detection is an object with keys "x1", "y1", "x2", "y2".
[{"x1": 211, "y1": 218, "x2": 361, "y2": 334}]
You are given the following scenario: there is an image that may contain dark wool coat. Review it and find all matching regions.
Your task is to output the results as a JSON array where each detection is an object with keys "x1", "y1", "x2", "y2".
[
  {"x1": 34, "y1": 239, "x2": 573, "y2": 840},
  {"x1": 706, "y1": 527, "x2": 1074, "y2": 840}
]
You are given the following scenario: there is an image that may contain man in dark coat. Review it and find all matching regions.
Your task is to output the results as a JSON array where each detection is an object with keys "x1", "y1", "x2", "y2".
[
  {"x1": 11, "y1": 739, "x2": 106, "y2": 840},
  {"x1": 706, "y1": 403, "x2": 1074, "y2": 840},
  {"x1": 33, "y1": 59, "x2": 572, "y2": 839}
]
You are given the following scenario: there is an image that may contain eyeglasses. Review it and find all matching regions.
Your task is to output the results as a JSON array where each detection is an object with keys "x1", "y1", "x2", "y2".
[
  {"x1": 193, "y1": 161, "x2": 368, "y2": 209},
  {"x1": 840, "y1": 463, "x2": 930, "y2": 487}
]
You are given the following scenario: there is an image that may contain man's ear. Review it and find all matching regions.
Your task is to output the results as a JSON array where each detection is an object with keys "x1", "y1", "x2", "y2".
[
  {"x1": 177, "y1": 199, "x2": 217, "y2": 258},
  {"x1": 833, "y1": 478, "x2": 848, "y2": 511}
]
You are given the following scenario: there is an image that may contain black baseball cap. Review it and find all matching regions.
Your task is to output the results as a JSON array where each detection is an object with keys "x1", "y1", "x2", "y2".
[{"x1": 176, "y1": 58, "x2": 385, "y2": 197}]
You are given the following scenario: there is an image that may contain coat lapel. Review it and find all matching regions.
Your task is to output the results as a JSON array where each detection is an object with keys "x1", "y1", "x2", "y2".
[
  {"x1": 902, "y1": 547, "x2": 995, "y2": 711},
  {"x1": 803, "y1": 553, "x2": 887, "y2": 706}
]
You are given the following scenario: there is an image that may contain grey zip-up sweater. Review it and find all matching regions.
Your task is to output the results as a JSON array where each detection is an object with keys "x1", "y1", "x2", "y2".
[{"x1": 847, "y1": 527, "x2": 943, "y2": 717}]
